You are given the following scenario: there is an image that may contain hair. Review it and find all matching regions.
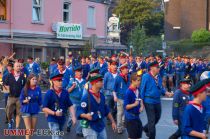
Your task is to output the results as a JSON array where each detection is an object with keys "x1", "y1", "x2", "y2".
[
  {"x1": 23, "y1": 74, "x2": 37, "y2": 97},
  {"x1": 130, "y1": 72, "x2": 141, "y2": 83}
]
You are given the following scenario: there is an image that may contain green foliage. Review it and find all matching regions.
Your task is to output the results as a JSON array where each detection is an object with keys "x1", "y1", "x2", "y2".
[
  {"x1": 129, "y1": 25, "x2": 162, "y2": 55},
  {"x1": 40, "y1": 62, "x2": 49, "y2": 70},
  {"x1": 191, "y1": 29, "x2": 210, "y2": 43},
  {"x1": 81, "y1": 41, "x2": 92, "y2": 57}
]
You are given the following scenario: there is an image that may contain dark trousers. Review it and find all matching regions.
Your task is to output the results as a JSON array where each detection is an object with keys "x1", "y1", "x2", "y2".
[
  {"x1": 144, "y1": 103, "x2": 161, "y2": 139},
  {"x1": 169, "y1": 122, "x2": 182, "y2": 139}
]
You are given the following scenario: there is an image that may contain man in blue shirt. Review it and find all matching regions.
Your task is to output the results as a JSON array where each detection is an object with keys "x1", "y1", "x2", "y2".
[
  {"x1": 77, "y1": 75, "x2": 116, "y2": 139},
  {"x1": 113, "y1": 63, "x2": 130, "y2": 134},
  {"x1": 140, "y1": 61, "x2": 173, "y2": 139},
  {"x1": 124, "y1": 72, "x2": 144, "y2": 139},
  {"x1": 25, "y1": 56, "x2": 41, "y2": 78},
  {"x1": 42, "y1": 73, "x2": 76, "y2": 139},
  {"x1": 169, "y1": 77, "x2": 191, "y2": 139},
  {"x1": 97, "y1": 56, "x2": 108, "y2": 77},
  {"x1": 182, "y1": 78, "x2": 210, "y2": 139}
]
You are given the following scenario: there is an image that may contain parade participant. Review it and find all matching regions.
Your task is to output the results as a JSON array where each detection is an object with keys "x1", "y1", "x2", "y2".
[
  {"x1": 42, "y1": 73, "x2": 76, "y2": 139},
  {"x1": 182, "y1": 78, "x2": 210, "y2": 139},
  {"x1": 135, "y1": 56, "x2": 147, "y2": 74},
  {"x1": 190, "y1": 58, "x2": 197, "y2": 85},
  {"x1": 140, "y1": 61, "x2": 173, "y2": 139},
  {"x1": 52, "y1": 58, "x2": 71, "y2": 89},
  {"x1": 113, "y1": 63, "x2": 130, "y2": 134},
  {"x1": 20, "y1": 74, "x2": 42, "y2": 139},
  {"x1": 103, "y1": 60, "x2": 118, "y2": 120},
  {"x1": 197, "y1": 59, "x2": 207, "y2": 82},
  {"x1": 25, "y1": 56, "x2": 41, "y2": 78},
  {"x1": 165, "y1": 57, "x2": 175, "y2": 92},
  {"x1": 4, "y1": 62, "x2": 26, "y2": 129},
  {"x1": 65, "y1": 58, "x2": 74, "y2": 78},
  {"x1": 18, "y1": 59, "x2": 29, "y2": 77},
  {"x1": 184, "y1": 56, "x2": 192, "y2": 77},
  {"x1": 48, "y1": 58, "x2": 57, "y2": 76},
  {"x1": 128, "y1": 55, "x2": 137, "y2": 74},
  {"x1": 66, "y1": 66, "x2": 86, "y2": 136},
  {"x1": 169, "y1": 77, "x2": 191, "y2": 139},
  {"x1": 118, "y1": 53, "x2": 127, "y2": 67},
  {"x1": 111, "y1": 54, "x2": 117, "y2": 62},
  {"x1": 203, "y1": 85, "x2": 210, "y2": 134},
  {"x1": 2, "y1": 62, "x2": 13, "y2": 123},
  {"x1": 175, "y1": 56, "x2": 185, "y2": 88},
  {"x1": 90, "y1": 55, "x2": 99, "y2": 69},
  {"x1": 97, "y1": 56, "x2": 108, "y2": 77},
  {"x1": 124, "y1": 73, "x2": 144, "y2": 139},
  {"x1": 77, "y1": 75, "x2": 117, "y2": 139},
  {"x1": 156, "y1": 55, "x2": 167, "y2": 89},
  {"x1": 81, "y1": 56, "x2": 90, "y2": 79}
]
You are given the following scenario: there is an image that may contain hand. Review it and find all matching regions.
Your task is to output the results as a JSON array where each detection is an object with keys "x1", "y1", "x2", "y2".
[
  {"x1": 71, "y1": 116, "x2": 77, "y2": 126},
  {"x1": 55, "y1": 111, "x2": 62, "y2": 117},
  {"x1": 72, "y1": 83, "x2": 77, "y2": 89},
  {"x1": 111, "y1": 122, "x2": 117, "y2": 131},
  {"x1": 139, "y1": 105, "x2": 144, "y2": 112},
  {"x1": 200, "y1": 133, "x2": 207, "y2": 139},
  {"x1": 165, "y1": 92, "x2": 173, "y2": 98},
  {"x1": 86, "y1": 113, "x2": 92, "y2": 121},
  {"x1": 114, "y1": 96, "x2": 118, "y2": 102},
  {"x1": 133, "y1": 100, "x2": 140, "y2": 107},
  {"x1": 173, "y1": 120, "x2": 178, "y2": 125},
  {"x1": 23, "y1": 98, "x2": 30, "y2": 103}
]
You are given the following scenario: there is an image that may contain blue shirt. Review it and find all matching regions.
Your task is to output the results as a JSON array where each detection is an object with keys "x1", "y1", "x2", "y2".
[
  {"x1": 77, "y1": 92, "x2": 110, "y2": 133},
  {"x1": 182, "y1": 104, "x2": 206, "y2": 138},
  {"x1": 98, "y1": 62, "x2": 108, "y2": 77},
  {"x1": 48, "y1": 64, "x2": 57, "y2": 76},
  {"x1": 203, "y1": 96, "x2": 210, "y2": 120},
  {"x1": 42, "y1": 89, "x2": 73, "y2": 124},
  {"x1": 124, "y1": 88, "x2": 141, "y2": 120},
  {"x1": 175, "y1": 61, "x2": 185, "y2": 73},
  {"x1": 172, "y1": 89, "x2": 189, "y2": 121},
  {"x1": 25, "y1": 62, "x2": 41, "y2": 76},
  {"x1": 140, "y1": 73, "x2": 166, "y2": 104},
  {"x1": 103, "y1": 71, "x2": 117, "y2": 92},
  {"x1": 114, "y1": 75, "x2": 130, "y2": 100},
  {"x1": 166, "y1": 60, "x2": 175, "y2": 74},
  {"x1": 82, "y1": 64, "x2": 90, "y2": 79},
  {"x1": 20, "y1": 87, "x2": 42, "y2": 114},
  {"x1": 66, "y1": 78, "x2": 86, "y2": 105}
]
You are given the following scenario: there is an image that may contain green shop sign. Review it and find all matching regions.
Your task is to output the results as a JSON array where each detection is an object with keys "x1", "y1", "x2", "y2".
[{"x1": 56, "y1": 23, "x2": 83, "y2": 40}]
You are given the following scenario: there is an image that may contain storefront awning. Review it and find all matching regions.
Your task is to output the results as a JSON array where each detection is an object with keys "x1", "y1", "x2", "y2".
[{"x1": 95, "y1": 43, "x2": 127, "y2": 50}]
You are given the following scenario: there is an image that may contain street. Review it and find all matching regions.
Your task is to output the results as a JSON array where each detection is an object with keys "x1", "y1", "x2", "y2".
[{"x1": 0, "y1": 93, "x2": 178, "y2": 139}]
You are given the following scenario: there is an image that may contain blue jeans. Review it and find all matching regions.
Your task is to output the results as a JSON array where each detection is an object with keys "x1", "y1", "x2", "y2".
[
  {"x1": 82, "y1": 128, "x2": 107, "y2": 139},
  {"x1": 48, "y1": 122, "x2": 65, "y2": 139},
  {"x1": 67, "y1": 105, "x2": 82, "y2": 134},
  {"x1": 143, "y1": 103, "x2": 161, "y2": 139}
]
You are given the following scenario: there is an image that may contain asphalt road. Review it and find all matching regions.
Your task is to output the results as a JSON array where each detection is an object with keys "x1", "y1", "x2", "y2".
[{"x1": 0, "y1": 93, "x2": 194, "y2": 139}]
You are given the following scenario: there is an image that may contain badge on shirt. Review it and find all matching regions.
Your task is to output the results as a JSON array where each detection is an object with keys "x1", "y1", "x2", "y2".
[
  {"x1": 182, "y1": 97, "x2": 186, "y2": 100},
  {"x1": 81, "y1": 102, "x2": 87, "y2": 108}
]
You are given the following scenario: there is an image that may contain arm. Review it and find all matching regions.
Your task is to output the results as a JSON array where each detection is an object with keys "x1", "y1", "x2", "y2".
[{"x1": 69, "y1": 106, "x2": 76, "y2": 125}]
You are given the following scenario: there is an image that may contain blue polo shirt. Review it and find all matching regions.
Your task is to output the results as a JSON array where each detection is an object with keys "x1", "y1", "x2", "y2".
[
  {"x1": 25, "y1": 62, "x2": 41, "y2": 76},
  {"x1": 103, "y1": 71, "x2": 117, "y2": 92},
  {"x1": 114, "y1": 75, "x2": 130, "y2": 100},
  {"x1": 182, "y1": 104, "x2": 206, "y2": 138},
  {"x1": 77, "y1": 92, "x2": 110, "y2": 133},
  {"x1": 140, "y1": 73, "x2": 166, "y2": 104},
  {"x1": 66, "y1": 78, "x2": 86, "y2": 105},
  {"x1": 42, "y1": 89, "x2": 73, "y2": 125},
  {"x1": 124, "y1": 88, "x2": 141, "y2": 120},
  {"x1": 20, "y1": 87, "x2": 42, "y2": 114}
]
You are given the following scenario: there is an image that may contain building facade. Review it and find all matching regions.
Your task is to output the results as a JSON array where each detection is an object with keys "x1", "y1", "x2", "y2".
[
  {"x1": 164, "y1": 0, "x2": 210, "y2": 41},
  {"x1": 0, "y1": 0, "x2": 126, "y2": 61}
]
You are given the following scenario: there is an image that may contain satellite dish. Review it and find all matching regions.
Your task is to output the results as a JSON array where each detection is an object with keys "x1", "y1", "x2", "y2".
[{"x1": 200, "y1": 71, "x2": 210, "y2": 80}]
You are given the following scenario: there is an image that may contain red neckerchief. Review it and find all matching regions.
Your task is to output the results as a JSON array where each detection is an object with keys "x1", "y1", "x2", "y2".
[
  {"x1": 120, "y1": 73, "x2": 128, "y2": 82},
  {"x1": 58, "y1": 67, "x2": 65, "y2": 74},
  {"x1": 12, "y1": 70, "x2": 20, "y2": 77},
  {"x1": 129, "y1": 86, "x2": 137, "y2": 92},
  {"x1": 189, "y1": 101, "x2": 203, "y2": 109},
  {"x1": 180, "y1": 89, "x2": 189, "y2": 95},
  {"x1": 89, "y1": 90, "x2": 100, "y2": 99},
  {"x1": 54, "y1": 89, "x2": 62, "y2": 96}
]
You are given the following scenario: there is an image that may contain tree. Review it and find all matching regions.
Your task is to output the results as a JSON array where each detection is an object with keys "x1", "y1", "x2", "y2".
[
  {"x1": 129, "y1": 25, "x2": 147, "y2": 55},
  {"x1": 114, "y1": 0, "x2": 162, "y2": 44},
  {"x1": 191, "y1": 29, "x2": 210, "y2": 43}
]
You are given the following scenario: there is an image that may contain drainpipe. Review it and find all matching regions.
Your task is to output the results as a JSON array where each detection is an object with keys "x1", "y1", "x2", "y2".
[
  {"x1": 207, "y1": 0, "x2": 209, "y2": 31},
  {"x1": 10, "y1": 0, "x2": 13, "y2": 53}
]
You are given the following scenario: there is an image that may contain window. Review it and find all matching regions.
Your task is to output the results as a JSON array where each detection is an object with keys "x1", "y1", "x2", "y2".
[
  {"x1": 0, "y1": 0, "x2": 6, "y2": 21},
  {"x1": 63, "y1": 2, "x2": 71, "y2": 23},
  {"x1": 87, "y1": 6, "x2": 96, "y2": 28},
  {"x1": 32, "y1": 0, "x2": 42, "y2": 22}
]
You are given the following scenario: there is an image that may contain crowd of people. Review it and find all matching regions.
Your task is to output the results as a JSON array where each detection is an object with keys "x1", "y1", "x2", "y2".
[{"x1": 0, "y1": 51, "x2": 210, "y2": 139}]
